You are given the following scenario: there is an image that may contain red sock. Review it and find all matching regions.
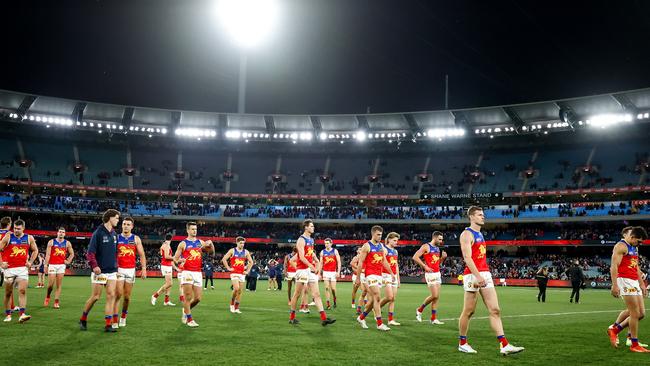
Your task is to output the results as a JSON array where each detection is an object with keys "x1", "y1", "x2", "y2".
[
  {"x1": 360, "y1": 311, "x2": 368, "y2": 320},
  {"x1": 289, "y1": 310, "x2": 296, "y2": 320},
  {"x1": 231, "y1": 297, "x2": 235, "y2": 306},
  {"x1": 180, "y1": 295, "x2": 185, "y2": 302},
  {"x1": 320, "y1": 311, "x2": 327, "y2": 321},
  {"x1": 54, "y1": 299, "x2": 59, "y2": 305},
  {"x1": 112, "y1": 314, "x2": 118, "y2": 324},
  {"x1": 388, "y1": 312, "x2": 394, "y2": 321},
  {"x1": 497, "y1": 335, "x2": 508, "y2": 347},
  {"x1": 186, "y1": 314, "x2": 192, "y2": 322},
  {"x1": 10, "y1": 298, "x2": 14, "y2": 309},
  {"x1": 376, "y1": 317, "x2": 383, "y2": 326},
  {"x1": 431, "y1": 309, "x2": 437, "y2": 321},
  {"x1": 80, "y1": 312, "x2": 89, "y2": 321},
  {"x1": 235, "y1": 302, "x2": 240, "y2": 310},
  {"x1": 153, "y1": 292, "x2": 159, "y2": 298},
  {"x1": 105, "y1": 316, "x2": 112, "y2": 327},
  {"x1": 19, "y1": 308, "x2": 25, "y2": 316},
  {"x1": 417, "y1": 304, "x2": 426, "y2": 313},
  {"x1": 164, "y1": 295, "x2": 169, "y2": 303},
  {"x1": 459, "y1": 336, "x2": 468, "y2": 346}
]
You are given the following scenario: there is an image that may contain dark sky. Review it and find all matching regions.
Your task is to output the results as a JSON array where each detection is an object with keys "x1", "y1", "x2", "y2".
[{"x1": 2, "y1": 0, "x2": 650, "y2": 115}]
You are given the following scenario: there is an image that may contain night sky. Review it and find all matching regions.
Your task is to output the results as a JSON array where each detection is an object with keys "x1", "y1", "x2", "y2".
[{"x1": 1, "y1": 0, "x2": 650, "y2": 115}]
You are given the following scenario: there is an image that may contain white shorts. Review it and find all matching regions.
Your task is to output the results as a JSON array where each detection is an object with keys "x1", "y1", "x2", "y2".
[
  {"x1": 91, "y1": 272, "x2": 117, "y2": 285},
  {"x1": 160, "y1": 265, "x2": 173, "y2": 276},
  {"x1": 322, "y1": 271, "x2": 337, "y2": 282},
  {"x1": 425, "y1": 272, "x2": 442, "y2": 287},
  {"x1": 230, "y1": 273, "x2": 246, "y2": 283},
  {"x1": 177, "y1": 270, "x2": 184, "y2": 279},
  {"x1": 366, "y1": 274, "x2": 383, "y2": 288},
  {"x1": 382, "y1": 273, "x2": 398, "y2": 288},
  {"x1": 295, "y1": 269, "x2": 318, "y2": 284},
  {"x1": 180, "y1": 271, "x2": 202, "y2": 287},
  {"x1": 360, "y1": 273, "x2": 367, "y2": 285},
  {"x1": 117, "y1": 268, "x2": 136, "y2": 284},
  {"x1": 47, "y1": 264, "x2": 66, "y2": 275},
  {"x1": 287, "y1": 272, "x2": 296, "y2": 281},
  {"x1": 463, "y1": 271, "x2": 494, "y2": 292},
  {"x1": 3, "y1": 267, "x2": 28, "y2": 282},
  {"x1": 618, "y1": 277, "x2": 642, "y2": 296}
]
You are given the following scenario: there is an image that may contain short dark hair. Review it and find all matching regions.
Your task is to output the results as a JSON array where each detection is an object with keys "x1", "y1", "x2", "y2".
[
  {"x1": 303, "y1": 219, "x2": 313, "y2": 230},
  {"x1": 122, "y1": 217, "x2": 134, "y2": 224},
  {"x1": 165, "y1": 233, "x2": 173, "y2": 241},
  {"x1": 630, "y1": 226, "x2": 648, "y2": 240},
  {"x1": 57, "y1": 227, "x2": 66, "y2": 232},
  {"x1": 621, "y1": 226, "x2": 635, "y2": 236},
  {"x1": 14, "y1": 219, "x2": 25, "y2": 227},
  {"x1": 467, "y1": 206, "x2": 483, "y2": 217},
  {"x1": 432, "y1": 231, "x2": 443, "y2": 239},
  {"x1": 186, "y1": 221, "x2": 197, "y2": 229},
  {"x1": 102, "y1": 209, "x2": 120, "y2": 223},
  {"x1": 236, "y1": 236, "x2": 246, "y2": 243},
  {"x1": 0, "y1": 216, "x2": 11, "y2": 229},
  {"x1": 371, "y1": 225, "x2": 383, "y2": 234},
  {"x1": 324, "y1": 238, "x2": 333, "y2": 243}
]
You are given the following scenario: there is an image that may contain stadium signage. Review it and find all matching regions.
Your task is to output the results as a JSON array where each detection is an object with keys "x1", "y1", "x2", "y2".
[
  {"x1": 424, "y1": 192, "x2": 497, "y2": 199},
  {"x1": 508, "y1": 185, "x2": 649, "y2": 197}
]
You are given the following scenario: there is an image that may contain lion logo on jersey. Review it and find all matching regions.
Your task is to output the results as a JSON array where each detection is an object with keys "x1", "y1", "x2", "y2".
[
  {"x1": 431, "y1": 254, "x2": 440, "y2": 263},
  {"x1": 306, "y1": 247, "x2": 314, "y2": 257},
  {"x1": 477, "y1": 244, "x2": 486, "y2": 259},
  {"x1": 371, "y1": 253, "x2": 383, "y2": 264},
  {"x1": 187, "y1": 249, "x2": 201, "y2": 261},
  {"x1": 233, "y1": 258, "x2": 245, "y2": 267},
  {"x1": 389, "y1": 257, "x2": 397, "y2": 266},
  {"x1": 324, "y1": 257, "x2": 335, "y2": 264},
  {"x1": 629, "y1": 258, "x2": 638, "y2": 269},
  {"x1": 9, "y1": 247, "x2": 27, "y2": 257},
  {"x1": 54, "y1": 248, "x2": 66, "y2": 256},
  {"x1": 118, "y1": 246, "x2": 135, "y2": 257}
]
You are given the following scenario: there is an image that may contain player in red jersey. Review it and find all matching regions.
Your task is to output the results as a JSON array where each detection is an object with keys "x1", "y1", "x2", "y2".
[
  {"x1": 151, "y1": 234, "x2": 177, "y2": 307},
  {"x1": 284, "y1": 247, "x2": 298, "y2": 306},
  {"x1": 288, "y1": 219, "x2": 335, "y2": 326},
  {"x1": 379, "y1": 232, "x2": 401, "y2": 326},
  {"x1": 413, "y1": 231, "x2": 447, "y2": 325},
  {"x1": 43, "y1": 227, "x2": 74, "y2": 309},
  {"x1": 458, "y1": 207, "x2": 524, "y2": 355},
  {"x1": 222, "y1": 236, "x2": 254, "y2": 314},
  {"x1": 355, "y1": 226, "x2": 395, "y2": 331},
  {"x1": 607, "y1": 226, "x2": 649, "y2": 352},
  {"x1": 0, "y1": 219, "x2": 38, "y2": 323},
  {"x1": 319, "y1": 238, "x2": 341, "y2": 310},
  {"x1": 173, "y1": 222, "x2": 214, "y2": 328},
  {"x1": 113, "y1": 217, "x2": 147, "y2": 328},
  {"x1": 0, "y1": 216, "x2": 17, "y2": 311}
]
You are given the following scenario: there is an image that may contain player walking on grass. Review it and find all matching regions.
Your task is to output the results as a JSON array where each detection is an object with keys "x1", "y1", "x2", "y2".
[
  {"x1": 173, "y1": 222, "x2": 214, "y2": 328},
  {"x1": 380, "y1": 232, "x2": 401, "y2": 326},
  {"x1": 319, "y1": 238, "x2": 341, "y2": 310},
  {"x1": 0, "y1": 216, "x2": 17, "y2": 312},
  {"x1": 355, "y1": 226, "x2": 395, "y2": 331},
  {"x1": 284, "y1": 247, "x2": 297, "y2": 306},
  {"x1": 43, "y1": 227, "x2": 74, "y2": 309},
  {"x1": 0, "y1": 219, "x2": 38, "y2": 323},
  {"x1": 413, "y1": 231, "x2": 447, "y2": 325},
  {"x1": 607, "y1": 226, "x2": 649, "y2": 352},
  {"x1": 113, "y1": 217, "x2": 147, "y2": 328},
  {"x1": 458, "y1": 206, "x2": 524, "y2": 355},
  {"x1": 288, "y1": 219, "x2": 335, "y2": 326},
  {"x1": 222, "y1": 236, "x2": 253, "y2": 314},
  {"x1": 151, "y1": 234, "x2": 177, "y2": 307},
  {"x1": 79, "y1": 209, "x2": 120, "y2": 332}
]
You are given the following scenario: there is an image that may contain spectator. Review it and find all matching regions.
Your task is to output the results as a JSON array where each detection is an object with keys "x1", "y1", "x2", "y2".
[{"x1": 536, "y1": 267, "x2": 549, "y2": 302}]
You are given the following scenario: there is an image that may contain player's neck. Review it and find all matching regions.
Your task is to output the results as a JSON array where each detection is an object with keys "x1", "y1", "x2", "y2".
[
  {"x1": 469, "y1": 223, "x2": 481, "y2": 232},
  {"x1": 370, "y1": 239, "x2": 380, "y2": 244},
  {"x1": 302, "y1": 231, "x2": 311, "y2": 238},
  {"x1": 122, "y1": 231, "x2": 131, "y2": 236},
  {"x1": 187, "y1": 235, "x2": 196, "y2": 240},
  {"x1": 103, "y1": 222, "x2": 113, "y2": 232}
]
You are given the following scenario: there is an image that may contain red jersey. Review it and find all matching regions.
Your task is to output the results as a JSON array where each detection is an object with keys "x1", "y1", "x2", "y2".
[
  {"x1": 321, "y1": 248, "x2": 338, "y2": 272},
  {"x1": 160, "y1": 246, "x2": 172, "y2": 266},
  {"x1": 384, "y1": 246, "x2": 398, "y2": 274},
  {"x1": 618, "y1": 240, "x2": 639, "y2": 280},
  {"x1": 117, "y1": 234, "x2": 137, "y2": 269},
  {"x1": 463, "y1": 228, "x2": 489, "y2": 275},
  {"x1": 363, "y1": 241, "x2": 385, "y2": 276},
  {"x1": 182, "y1": 239, "x2": 203, "y2": 272},
  {"x1": 296, "y1": 235, "x2": 315, "y2": 270},
  {"x1": 0, "y1": 229, "x2": 9, "y2": 263},
  {"x1": 230, "y1": 248, "x2": 247, "y2": 274},
  {"x1": 286, "y1": 254, "x2": 296, "y2": 273},
  {"x1": 423, "y1": 243, "x2": 442, "y2": 272},
  {"x1": 5, "y1": 233, "x2": 29, "y2": 268},
  {"x1": 49, "y1": 238, "x2": 68, "y2": 265}
]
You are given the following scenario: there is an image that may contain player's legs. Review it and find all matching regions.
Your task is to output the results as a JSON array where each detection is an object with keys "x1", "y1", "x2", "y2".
[
  {"x1": 113, "y1": 279, "x2": 124, "y2": 323},
  {"x1": 104, "y1": 280, "x2": 117, "y2": 326},
  {"x1": 287, "y1": 278, "x2": 293, "y2": 303},
  {"x1": 4, "y1": 280, "x2": 15, "y2": 314},
  {"x1": 300, "y1": 285, "x2": 309, "y2": 310},
  {"x1": 81, "y1": 284, "x2": 103, "y2": 314},
  {"x1": 351, "y1": 281, "x2": 360, "y2": 307},
  {"x1": 459, "y1": 291, "x2": 478, "y2": 337},
  {"x1": 16, "y1": 279, "x2": 28, "y2": 310},
  {"x1": 54, "y1": 274, "x2": 64, "y2": 301},
  {"x1": 191, "y1": 285, "x2": 202, "y2": 309},
  {"x1": 389, "y1": 286, "x2": 398, "y2": 314},
  {"x1": 120, "y1": 281, "x2": 134, "y2": 320},
  {"x1": 324, "y1": 279, "x2": 332, "y2": 307},
  {"x1": 289, "y1": 281, "x2": 305, "y2": 321},
  {"x1": 307, "y1": 281, "x2": 325, "y2": 312},
  {"x1": 330, "y1": 279, "x2": 338, "y2": 306},
  {"x1": 181, "y1": 283, "x2": 193, "y2": 317},
  {"x1": 479, "y1": 287, "x2": 504, "y2": 336},
  {"x1": 380, "y1": 284, "x2": 394, "y2": 308},
  {"x1": 45, "y1": 273, "x2": 56, "y2": 301},
  {"x1": 230, "y1": 279, "x2": 240, "y2": 311},
  {"x1": 360, "y1": 284, "x2": 384, "y2": 327},
  {"x1": 625, "y1": 295, "x2": 644, "y2": 342}
]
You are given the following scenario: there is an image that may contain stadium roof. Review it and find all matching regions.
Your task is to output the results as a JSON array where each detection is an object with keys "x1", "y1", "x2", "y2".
[{"x1": 1, "y1": 87, "x2": 649, "y2": 141}]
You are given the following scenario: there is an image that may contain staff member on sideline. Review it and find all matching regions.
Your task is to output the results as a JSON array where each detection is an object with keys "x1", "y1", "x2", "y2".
[
  {"x1": 536, "y1": 267, "x2": 549, "y2": 302},
  {"x1": 568, "y1": 260, "x2": 584, "y2": 304},
  {"x1": 79, "y1": 209, "x2": 120, "y2": 332}
]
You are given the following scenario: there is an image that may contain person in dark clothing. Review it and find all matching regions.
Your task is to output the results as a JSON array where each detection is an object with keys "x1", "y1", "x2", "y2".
[
  {"x1": 567, "y1": 260, "x2": 585, "y2": 303},
  {"x1": 203, "y1": 259, "x2": 214, "y2": 290},
  {"x1": 246, "y1": 263, "x2": 260, "y2": 292},
  {"x1": 536, "y1": 267, "x2": 549, "y2": 302},
  {"x1": 275, "y1": 260, "x2": 283, "y2": 291},
  {"x1": 79, "y1": 209, "x2": 120, "y2": 332}
]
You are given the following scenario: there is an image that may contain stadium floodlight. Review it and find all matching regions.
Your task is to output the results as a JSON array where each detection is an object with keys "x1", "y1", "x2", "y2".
[
  {"x1": 319, "y1": 132, "x2": 327, "y2": 140},
  {"x1": 355, "y1": 130, "x2": 367, "y2": 142},
  {"x1": 176, "y1": 127, "x2": 218, "y2": 138},
  {"x1": 427, "y1": 128, "x2": 466, "y2": 138},
  {"x1": 588, "y1": 113, "x2": 633, "y2": 129},
  {"x1": 216, "y1": 0, "x2": 280, "y2": 49},
  {"x1": 299, "y1": 132, "x2": 312, "y2": 141},
  {"x1": 225, "y1": 130, "x2": 242, "y2": 139}
]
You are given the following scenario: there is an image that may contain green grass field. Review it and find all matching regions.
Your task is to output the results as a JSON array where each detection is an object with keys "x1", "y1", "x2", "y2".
[{"x1": 0, "y1": 276, "x2": 645, "y2": 365}]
